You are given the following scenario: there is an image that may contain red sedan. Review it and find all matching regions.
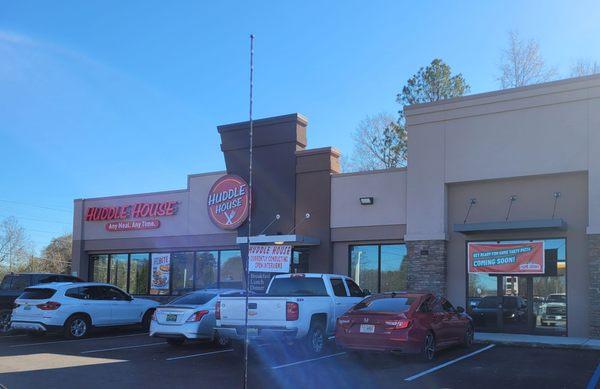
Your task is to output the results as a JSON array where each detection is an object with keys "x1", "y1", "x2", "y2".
[{"x1": 335, "y1": 293, "x2": 473, "y2": 361}]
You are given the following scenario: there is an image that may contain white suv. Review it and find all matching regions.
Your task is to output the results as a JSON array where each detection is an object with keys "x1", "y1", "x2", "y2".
[{"x1": 11, "y1": 282, "x2": 159, "y2": 338}]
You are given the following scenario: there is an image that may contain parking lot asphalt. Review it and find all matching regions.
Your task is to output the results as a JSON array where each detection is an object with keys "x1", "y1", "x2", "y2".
[{"x1": 0, "y1": 329, "x2": 598, "y2": 389}]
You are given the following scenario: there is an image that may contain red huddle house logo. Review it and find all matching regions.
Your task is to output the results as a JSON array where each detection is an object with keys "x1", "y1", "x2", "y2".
[
  {"x1": 207, "y1": 175, "x2": 250, "y2": 230},
  {"x1": 84, "y1": 201, "x2": 179, "y2": 232}
]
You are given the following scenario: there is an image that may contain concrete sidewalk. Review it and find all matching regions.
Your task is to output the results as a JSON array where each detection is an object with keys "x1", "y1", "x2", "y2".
[{"x1": 475, "y1": 332, "x2": 600, "y2": 350}]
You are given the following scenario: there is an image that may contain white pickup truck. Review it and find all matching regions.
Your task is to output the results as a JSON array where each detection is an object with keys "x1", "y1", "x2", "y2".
[{"x1": 215, "y1": 273, "x2": 368, "y2": 354}]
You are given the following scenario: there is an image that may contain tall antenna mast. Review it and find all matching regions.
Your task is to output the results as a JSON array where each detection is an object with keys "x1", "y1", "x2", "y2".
[{"x1": 243, "y1": 33, "x2": 254, "y2": 389}]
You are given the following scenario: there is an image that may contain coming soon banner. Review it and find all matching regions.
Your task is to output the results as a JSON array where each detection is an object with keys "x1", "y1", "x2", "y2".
[{"x1": 468, "y1": 241, "x2": 545, "y2": 274}]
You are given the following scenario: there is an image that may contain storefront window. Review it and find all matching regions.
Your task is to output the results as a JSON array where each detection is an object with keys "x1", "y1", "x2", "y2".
[
  {"x1": 196, "y1": 251, "x2": 218, "y2": 289},
  {"x1": 350, "y1": 244, "x2": 407, "y2": 293},
  {"x1": 380, "y1": 245, "x2": 408, "y2": 292},
  {"x1": 220, "y1": 250, "x2": 243, "y2": 288},
  {"x1": 90, "y1": 254, "x2": 108, "y2": 283},
  {"x1": 129, "y1": 253, "x2": 149, "y2": 295},
  {"x1": 350, "y1": 245, "x2": 378, "y2": 293},
  {"x1": 109, "y1": 254, "x2": 128, "y2": 291},
  {"x1": 171, "y1": 252, "x2": 194, "y2": 295},
  {"x1": 467, "y1": 238, "x2": 567, "y2": 336}
]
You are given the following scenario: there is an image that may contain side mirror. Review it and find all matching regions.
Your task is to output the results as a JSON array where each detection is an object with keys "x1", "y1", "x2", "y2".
[
  {"x1": 362, "y1": 289, "x2": 371, "y2": 296},
  {"x1": 456, "y1": 306, "x2": 465, "y2": 314}
]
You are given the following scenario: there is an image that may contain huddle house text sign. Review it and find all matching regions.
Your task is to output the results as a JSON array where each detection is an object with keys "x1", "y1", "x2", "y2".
[{"x1": 84, "y1": 201, "x2": 179, "y2": 232}]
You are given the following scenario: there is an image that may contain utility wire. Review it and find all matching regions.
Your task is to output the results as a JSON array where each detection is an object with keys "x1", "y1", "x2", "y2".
[{"x1": 0, "y1": 199, "x2": 72, "y2": 213}]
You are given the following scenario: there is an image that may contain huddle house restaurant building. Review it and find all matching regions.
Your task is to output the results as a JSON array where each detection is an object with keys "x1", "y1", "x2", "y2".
[{"x1": 72, "y1": 75, "x2": 600, "y2": 339}]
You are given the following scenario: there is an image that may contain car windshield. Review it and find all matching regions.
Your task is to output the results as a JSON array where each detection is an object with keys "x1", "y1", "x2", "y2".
[
  {"x1": 0, "y1": 276, "x2": 13, "y2": 290},
  {"x1": 477, "y1": 296, "x2": 501, "y2": 308},
  {"x1": 0, "y1": 275, "x2": 30, "y2": 291},
  {"x1": 547, "y1": 295, "x2": 566, "y2": 303},
  {"x1": 267, "y1": 277, "x2": 328, "y2": 296},
  {"x1": 351, "y1": 296, "x2": 416, "y2": 313},
  {"x1": 168, "y1": 292, "x2": 216, "y2": 305},
  {"x1": 19, "y1": 288, "x2": 56, "y2": 300}
]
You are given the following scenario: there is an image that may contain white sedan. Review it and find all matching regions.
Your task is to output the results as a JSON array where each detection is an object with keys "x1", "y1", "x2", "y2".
[
  {"x1": 150, "y1": 289, "x2": 242, "y2": 346},
  {"x1": 11, "y1": 282, "x2": 158, "y2": 338}
]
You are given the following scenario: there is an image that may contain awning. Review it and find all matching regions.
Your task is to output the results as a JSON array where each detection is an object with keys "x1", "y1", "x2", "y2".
[
  {"x1": 235, "y1": 234, "x2": 320, "y2": 246},
  {"x1": 453, "y1": 218, "x2": 567, "y2": 235}
]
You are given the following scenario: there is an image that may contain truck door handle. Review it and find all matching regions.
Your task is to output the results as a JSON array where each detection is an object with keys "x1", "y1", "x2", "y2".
[{"x1": 335, "y1": 302, "x2": 342, "y2": 305}]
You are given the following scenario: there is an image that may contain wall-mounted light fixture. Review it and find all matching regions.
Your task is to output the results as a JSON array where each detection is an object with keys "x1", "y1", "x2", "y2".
[{"x1": 359, "y1": 197, "x2": 374, "y2": 205}]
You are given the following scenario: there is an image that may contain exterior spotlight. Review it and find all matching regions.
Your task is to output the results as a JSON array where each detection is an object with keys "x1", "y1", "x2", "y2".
[{"x1": 359, "y1": 197, "x2": 374, "y2": 205}]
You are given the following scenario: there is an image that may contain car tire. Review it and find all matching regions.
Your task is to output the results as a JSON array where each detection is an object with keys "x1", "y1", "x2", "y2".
[
  {"x1": 462, "y1": 324, "x2": 474, "y2": 348},
  {"x1": 141, "y1": 310, "x2": 154, "y2": 331},
  {"x1": 166, "y1": 338, "x2": 185, "y2": 346},
  {"x1": 0, "y1": 310, "x2": 11, "y2": 332},
  {"x1": 64, "y1": 315, "x2": 90, "y2": 339},
  {"x1": 305, "y1": 322, "x2": 326, "y2": 356},
  {"x1": 423, "y1": 332, "x2": 436, "y2": 362},
  {"x1": 213, "y1": 331, "x2": 231, "y2": 348}
]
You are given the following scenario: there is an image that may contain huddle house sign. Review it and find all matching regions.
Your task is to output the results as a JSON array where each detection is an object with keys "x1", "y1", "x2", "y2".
[
  {"x1": 207, "y1": 175, "x2": 250, "y2": 229},
  {"x1": 85, "y1": 201, "x2": 179, "y2": 232}
]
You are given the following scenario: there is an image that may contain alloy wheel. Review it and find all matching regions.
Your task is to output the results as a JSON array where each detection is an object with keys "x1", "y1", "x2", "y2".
[
  {"x1": 312, "y1": 329, "x2": 324, "y2": 354},
  {"x1": 0, "y1": 311, "x2": 10, "y2": 331},
  {"x1": 424, "y1": 333, "x2": 435, "y2": 360},
  {"x1": 70, "y1": 318, "x2": 87, "y2": 338},
  {"x1": 465, "y1": 326, "x2": 474, "y2": 346}
]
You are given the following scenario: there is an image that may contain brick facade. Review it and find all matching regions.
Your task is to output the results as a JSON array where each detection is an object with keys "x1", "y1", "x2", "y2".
[
  {"x1": 406, "y1": 240, "x2": 447, "y2": 296},
  {"x1": 590, "y1": 234, "x2": 600, "y2": 338}
]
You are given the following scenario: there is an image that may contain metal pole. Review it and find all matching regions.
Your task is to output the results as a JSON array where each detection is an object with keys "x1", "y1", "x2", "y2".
[{"x1": 243, "y1": 33, "x2": 254, "y2": 389}]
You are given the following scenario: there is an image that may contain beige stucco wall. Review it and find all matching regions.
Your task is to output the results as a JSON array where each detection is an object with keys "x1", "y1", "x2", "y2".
[
  {"x1": 447, "y1": 172, "x2": 589, "y2": 337},
  {"x1": 76, "y1": 172, "x2": 226, "y2": 241},
  {"x1": 405, "y1": 75, "x2": 600, "y2": 240},
  {"x1": 331, "y1": 168, "x2": 407, "y2": 228}
]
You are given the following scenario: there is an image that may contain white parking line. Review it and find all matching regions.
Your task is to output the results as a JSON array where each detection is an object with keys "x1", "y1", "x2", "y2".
[
  {"x1": 9, "y1": 332, "x2": 149, "y2": 348},
  {"x1": 81, "y1": 342, "x2": 167, "y2": 354},
  {"x1": 166, "y1": 349, "x2": 233, "y2": 361},
  {"x1": 404, "y1": 344, "x2": 496, "y2": 382},
  {"x1": 271, "y1": 352, "x2": 346, "y2": 370}
]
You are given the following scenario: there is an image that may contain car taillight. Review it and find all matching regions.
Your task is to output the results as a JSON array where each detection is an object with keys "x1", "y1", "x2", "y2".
[
  {"x1": 215, "y1": 301, "x2": 221, "y2": 320},
  {"x1": 337, "y1": 316, "x2": 351, "y2": 328},
  {"x1": 186, "y1": 310, "x2": 209, "y2": 322},
  {"x1": 37, "y1": 301, "x2": 61, "y2": 310},
  {"x1": 286, "y1": 302, "x2": 299, "y2": 321},
  {"x1": 384, "y1": 319, "x2": 412, "y2": 330}
]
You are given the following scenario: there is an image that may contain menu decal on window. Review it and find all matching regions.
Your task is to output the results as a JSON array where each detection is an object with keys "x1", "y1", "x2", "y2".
[{"x1": 150, "y1": 253, "x2": 170, "y2": 294}]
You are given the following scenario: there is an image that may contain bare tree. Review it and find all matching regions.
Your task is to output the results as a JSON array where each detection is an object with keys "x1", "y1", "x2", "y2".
[
  {"x1": 0, "y1": 217, "x2": 33, "y2": 272},
  {"x1": 40, "y1": 234, "x2": 72, "y2": 274},
  {"x1": 498, "y1": 31, "x2": 556, "y2": 89},
  {"x1": 571, "y1": 58, "x2": 600, "y2": 77},
  {"x1": 347, "y1": 112, "x2": 407, "y2": 171}
]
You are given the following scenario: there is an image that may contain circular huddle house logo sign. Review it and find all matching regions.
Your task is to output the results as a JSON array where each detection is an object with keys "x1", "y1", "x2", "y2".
[{"x1": 207, "y1": 175, "x2": 250, "y2": 229}]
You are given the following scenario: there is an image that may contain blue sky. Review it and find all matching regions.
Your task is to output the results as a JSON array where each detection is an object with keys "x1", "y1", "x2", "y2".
[{"x1": 1, "y1": 0, "x2": 600, "y2": 252}]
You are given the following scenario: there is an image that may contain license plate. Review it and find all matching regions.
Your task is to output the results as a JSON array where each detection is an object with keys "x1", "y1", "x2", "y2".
[
  {"x1": 24, "y1": 305, "x2": 31, "y2": 311},
  {"x1": 360, "y1": 324, "x2": 375, "y2": 333},
  {"x1": 555, "y1": 316, "x2": 562, "y2": 320},
  {"x1": 166, "y1": 314, "x2": 177, "y2": 322}
]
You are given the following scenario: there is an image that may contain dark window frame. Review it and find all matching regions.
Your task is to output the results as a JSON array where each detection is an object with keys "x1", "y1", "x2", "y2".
[{"x1": 347, "y1": 243, "x2": 407, "y2": 293}]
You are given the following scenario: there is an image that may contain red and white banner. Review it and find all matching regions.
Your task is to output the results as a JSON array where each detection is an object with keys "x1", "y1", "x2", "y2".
[
  {"x1": 468, "y1": 241, "x2": 545, "y2": 274},
  {"x1": 249, "y1": 245, "x2": 292, "y2": 273}
]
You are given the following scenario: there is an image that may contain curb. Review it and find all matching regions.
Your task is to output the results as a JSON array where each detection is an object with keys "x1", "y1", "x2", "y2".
[{"x1": 474, "y1": 339, "x2": 600, "y2": 351}]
